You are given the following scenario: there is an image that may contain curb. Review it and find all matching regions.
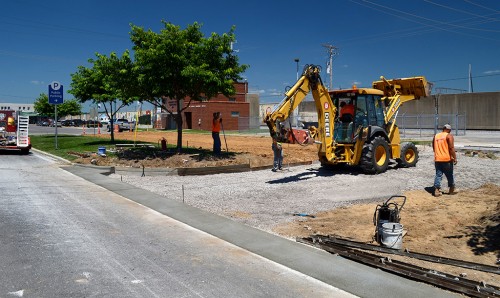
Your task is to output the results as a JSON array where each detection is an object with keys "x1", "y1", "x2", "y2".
[{"x1": 111, "y1": 160, "x2": 314, "y2": 176}]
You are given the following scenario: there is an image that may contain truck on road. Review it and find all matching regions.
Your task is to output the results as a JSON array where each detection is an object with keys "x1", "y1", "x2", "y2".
[
  {"x1": 110, "y1": 119, "x2": 136, "y2": 132},
  {"x1": 0, "y1": 110, "x2": 31, "y2": 154}
]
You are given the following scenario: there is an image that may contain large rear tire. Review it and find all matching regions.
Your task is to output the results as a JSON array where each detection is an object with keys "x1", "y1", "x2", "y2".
[
  {"x1": 397, "y1": 142, "x2": 419, "y2": 168},
  {"x1": 360, "y1": 136, "x2": 390, "y2": 174}
]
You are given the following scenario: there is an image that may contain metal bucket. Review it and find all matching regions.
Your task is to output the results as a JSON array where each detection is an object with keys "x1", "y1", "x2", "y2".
[{"x1": 380, "y1": 222, "x2": 403, "y2": 249}]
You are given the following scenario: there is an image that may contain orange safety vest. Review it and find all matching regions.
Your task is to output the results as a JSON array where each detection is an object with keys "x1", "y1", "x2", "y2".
[
  {"x1": 434, "y1": 132, "x2": 451, "y2": 162},
  {"x1": 212, "y1": 119, "x2": 221, "y2": 133},
  {"x1": 340, "y1": 104, "x2": 355, "y2": 117}
]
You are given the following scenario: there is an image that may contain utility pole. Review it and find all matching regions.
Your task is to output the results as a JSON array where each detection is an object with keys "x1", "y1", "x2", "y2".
[{"x1": 322, "y1": 44, "x2": 339, "y2": 91}]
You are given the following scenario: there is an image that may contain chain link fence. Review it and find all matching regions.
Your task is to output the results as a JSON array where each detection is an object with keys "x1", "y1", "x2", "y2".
[{"x1": 398, "y1": 113, "x2": 467, "y2": 138}]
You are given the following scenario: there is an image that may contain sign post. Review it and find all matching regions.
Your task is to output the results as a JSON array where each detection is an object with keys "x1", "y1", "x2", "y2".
[{"x1": 48, "y1": 81, "x2": 63, "y2": 149}]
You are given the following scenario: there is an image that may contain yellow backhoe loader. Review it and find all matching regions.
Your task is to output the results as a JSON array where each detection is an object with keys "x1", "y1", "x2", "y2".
[{"x1": 264, "y1": 64, "x2": 431, "y2": 174}]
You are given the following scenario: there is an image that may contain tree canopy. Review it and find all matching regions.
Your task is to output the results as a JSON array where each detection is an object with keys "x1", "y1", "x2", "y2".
[
  {"x1": 69, "y1": 50, "x2": 138, "y2": 142},
  {"x1": 69, "y1": 20, "x2": 248, "y2": 150},
  {"x1": 130, "y1": 21, "x2": 248, "y2": 151}
]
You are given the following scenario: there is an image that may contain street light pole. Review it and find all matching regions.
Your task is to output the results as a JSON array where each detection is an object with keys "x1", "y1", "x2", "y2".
[{"x1": 294, "y1": 58, "x2": 300, "y2": 80}]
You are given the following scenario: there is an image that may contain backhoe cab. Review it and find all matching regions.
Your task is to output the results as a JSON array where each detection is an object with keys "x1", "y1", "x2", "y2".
[{"x1": 265, "y1": 65, "x2": 430, "y2": 174}]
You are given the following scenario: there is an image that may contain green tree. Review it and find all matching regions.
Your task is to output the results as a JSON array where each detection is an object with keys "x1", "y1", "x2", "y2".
[
  {"x1": 33, "y1": 93, "x2": 82, "y2": 118},
  {"x1": 130, "y1": 21, "x2": 248, "y2": 152},
  {"x1": 69, "y1": 50, "x2": 138, "y2": 142}
]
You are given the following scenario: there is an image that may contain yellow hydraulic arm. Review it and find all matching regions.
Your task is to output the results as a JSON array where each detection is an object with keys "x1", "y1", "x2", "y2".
[
  {"x1": 372, "y1": 76, "x2": 431, "y2": 125},
  {"x1": 264, "y1": 65, "x2": 337, "y2": 162}
]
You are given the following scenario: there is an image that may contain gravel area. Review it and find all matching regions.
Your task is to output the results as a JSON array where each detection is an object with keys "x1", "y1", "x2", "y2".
[{"x1": 110, "y1": 145, "x2": 500, "y2": 235}]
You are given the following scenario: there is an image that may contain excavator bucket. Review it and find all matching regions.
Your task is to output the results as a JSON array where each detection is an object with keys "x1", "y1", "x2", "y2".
[{"x1": 372, "y1": 76, "x2": 431, "y2": 99}]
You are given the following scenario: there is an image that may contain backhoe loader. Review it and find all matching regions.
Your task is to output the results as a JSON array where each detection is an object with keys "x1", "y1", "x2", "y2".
[{"x1": 264, "y1": 64, "x2": 431, "y2": 174}]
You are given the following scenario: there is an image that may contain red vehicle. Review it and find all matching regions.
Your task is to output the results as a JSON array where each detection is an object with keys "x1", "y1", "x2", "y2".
[{"x1": 0, "y1": 110, "x2": 31, "y2": 154}]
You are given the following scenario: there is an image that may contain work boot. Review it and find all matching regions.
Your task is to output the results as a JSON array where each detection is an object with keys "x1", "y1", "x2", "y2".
[
  {"x1": 449, "y1": 186, "x2": 457, "y2": 195},
  {"x1": 434, "y1": 188, "x2": 442, "y2": 197}
]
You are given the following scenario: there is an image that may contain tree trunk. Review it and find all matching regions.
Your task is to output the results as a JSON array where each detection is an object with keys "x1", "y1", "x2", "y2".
[
  {"x1": 109, "y1": 101, "x2": 115, "y2": 143},
  {"x1": 176, "y1": 101, "x2": 183, "y2": 153}
]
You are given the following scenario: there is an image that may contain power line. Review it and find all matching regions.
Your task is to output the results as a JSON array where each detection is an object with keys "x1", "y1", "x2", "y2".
[
  {"x1": 349, "y1": 0, "x2": 500, "y2": 41},
  {"x1": 432, "y1": 72, "x2": 500, "y2": 82}
]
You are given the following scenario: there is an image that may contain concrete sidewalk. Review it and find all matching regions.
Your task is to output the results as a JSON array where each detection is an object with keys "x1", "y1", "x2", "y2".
[{"x1": 63, "y1": 165, "x2": 459, "y2": 298}]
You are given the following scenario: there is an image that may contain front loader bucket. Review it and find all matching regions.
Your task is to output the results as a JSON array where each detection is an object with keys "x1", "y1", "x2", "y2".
[{"x1": 372, "y1": 76, "x2": 431, "y2": 99}]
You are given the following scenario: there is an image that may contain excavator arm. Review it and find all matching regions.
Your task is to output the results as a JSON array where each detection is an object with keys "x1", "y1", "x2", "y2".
[{"x1": 264, "y1": 65, "x2": 337, "y2": 161}]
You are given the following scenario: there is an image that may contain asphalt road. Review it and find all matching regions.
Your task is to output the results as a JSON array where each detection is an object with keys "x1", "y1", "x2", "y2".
[
  {"x1": 0, "y1": 151, "x2": 351, "y2": 297},
  {"x1": 29, "y1": 124, "x2": 109, "y2": 136}
]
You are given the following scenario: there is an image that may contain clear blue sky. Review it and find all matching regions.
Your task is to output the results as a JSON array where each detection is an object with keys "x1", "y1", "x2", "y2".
[{"x1": 1, "y1": 0, "x2": 499, "y2": 109}]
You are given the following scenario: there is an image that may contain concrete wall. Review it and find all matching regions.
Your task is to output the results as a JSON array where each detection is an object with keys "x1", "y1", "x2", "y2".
[{"x1": 400, "y1": 92, "x2": 500, "y2": 130}]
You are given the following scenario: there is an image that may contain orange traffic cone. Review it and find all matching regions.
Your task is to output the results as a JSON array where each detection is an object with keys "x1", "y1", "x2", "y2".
[{"x1": 98, "y1": 126, "x2": 101, "y2": 134}]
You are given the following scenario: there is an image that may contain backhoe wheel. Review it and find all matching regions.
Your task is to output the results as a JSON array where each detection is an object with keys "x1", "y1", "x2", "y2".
[
  {"x1": 397, "y1": 142, "x2": 419, "y2": 168},
  {"x1": 360, "y1": 136, "x2": 390, "y2": 174}
]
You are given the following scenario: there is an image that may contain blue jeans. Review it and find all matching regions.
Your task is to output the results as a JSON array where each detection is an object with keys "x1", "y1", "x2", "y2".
[
  {"x1": 272, "y1": 144, "x2": 283, "y2": 170},
  {"x1": 434, "y1": 162, "x2": 455, "y2": 189},
  {"x1": 212, "y1": 132, "x2": 221, "y2": 155}
]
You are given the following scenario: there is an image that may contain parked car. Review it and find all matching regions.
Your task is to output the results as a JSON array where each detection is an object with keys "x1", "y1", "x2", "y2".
[
  {"x1": 61, "y1": 119, "x2": 71, "y2": 126},
  {"x1": 50, "y1": 121, "x2": 62, "y2": 127},
  {"x1": 71, "y1": 119, "x2": 85, "y2": 127},
  {"x1": 86, "y1": 120, "x2": 102, "y2": 128}
]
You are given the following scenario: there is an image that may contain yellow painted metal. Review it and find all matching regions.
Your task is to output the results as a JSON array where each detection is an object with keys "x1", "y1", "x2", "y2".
[
  {"x1": 265, "y1": 68, "x2": 429, "y2": 171},
  {"x1": 264, "y1": 65, "x2": 337, "y2": 162}
]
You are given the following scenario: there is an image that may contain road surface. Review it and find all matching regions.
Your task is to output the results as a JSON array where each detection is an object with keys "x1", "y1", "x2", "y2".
[{"x1": 0, "y1": 151, "x2": 351, "y2": 297}]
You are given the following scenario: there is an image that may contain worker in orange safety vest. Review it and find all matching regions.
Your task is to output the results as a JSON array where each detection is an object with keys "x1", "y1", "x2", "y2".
[
  {"x1": 212, "y1": 112, "x2": 222, "y2": 155},
  {"x1": 432, "y1": 124, "x2": 457, "y2": 197}
]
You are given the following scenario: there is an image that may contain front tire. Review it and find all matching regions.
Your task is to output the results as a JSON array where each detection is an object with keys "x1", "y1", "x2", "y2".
[
  {"x1": 360, "y1": 136, "x2": 390, "y2": 174},
  {"x1": 397, "y1": 142, "x2": 419, "y2": 168}
]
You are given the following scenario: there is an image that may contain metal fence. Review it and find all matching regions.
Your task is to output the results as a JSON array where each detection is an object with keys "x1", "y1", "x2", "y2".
[{"x1": 398, "y1": 113, "x2": 467, "y2": 138}]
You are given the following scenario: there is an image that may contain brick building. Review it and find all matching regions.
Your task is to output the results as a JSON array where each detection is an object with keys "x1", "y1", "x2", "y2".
[{"x1": 159, "y1": 81, "x2": 250, "y2": 131}]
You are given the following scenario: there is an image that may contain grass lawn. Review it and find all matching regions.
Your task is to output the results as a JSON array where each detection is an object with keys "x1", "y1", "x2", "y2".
[{"x1": 29, "y1": 135, "x2": 146, "y2": 161}]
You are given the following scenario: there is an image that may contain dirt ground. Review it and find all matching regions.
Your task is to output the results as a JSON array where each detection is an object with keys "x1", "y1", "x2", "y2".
[
  {"x1": 78, "y1": 131, "x2": 499, "y2": 287},
  {"x1": 76, "y1": 130, "x2": 318, "y2": 168}
]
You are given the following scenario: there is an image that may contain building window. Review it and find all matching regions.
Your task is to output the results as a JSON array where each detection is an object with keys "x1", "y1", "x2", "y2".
[
  {"x1": 231, "y1": 111, "x2": 239, "y2": 117},
  {"x1": 229, "y1": 97, "x2": 236, "y2": 102}
]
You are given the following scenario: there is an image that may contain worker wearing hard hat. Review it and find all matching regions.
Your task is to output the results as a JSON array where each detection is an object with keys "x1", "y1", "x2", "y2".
[{"x1": 432, "y1": 124, "x2": 457, "y2": 197}]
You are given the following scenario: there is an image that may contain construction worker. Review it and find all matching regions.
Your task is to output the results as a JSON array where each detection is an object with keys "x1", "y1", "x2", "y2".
[
  {"x1": 432, "y1": 124, "x2": 457, "y2": 197},
  {"x1": 339, "y1": 100, "x2": 355, "y2": 122},
  {"x1": 272, "y1": 137, "x2": 283, "y2": 172},
  {"x1": 212, "y1": 112, "x2": 222, "y2": 155}
]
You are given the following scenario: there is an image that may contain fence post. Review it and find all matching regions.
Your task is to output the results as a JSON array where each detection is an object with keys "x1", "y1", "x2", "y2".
[
  {"x1": 418, "y1": 114, "x2": 422, "y2": 137},
  {"x1": 464, "y1": 112, "x2": 467, "y2": 135}
]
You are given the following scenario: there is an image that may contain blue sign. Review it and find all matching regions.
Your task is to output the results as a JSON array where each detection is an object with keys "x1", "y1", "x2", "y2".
[{"x1": 48, "y1": 81, "x2": 64, "y2": 104}]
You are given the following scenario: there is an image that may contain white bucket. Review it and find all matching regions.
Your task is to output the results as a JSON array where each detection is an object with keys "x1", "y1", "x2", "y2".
[{"x1": 380, "y1": 222, "x2": 403, "y2": 249}]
